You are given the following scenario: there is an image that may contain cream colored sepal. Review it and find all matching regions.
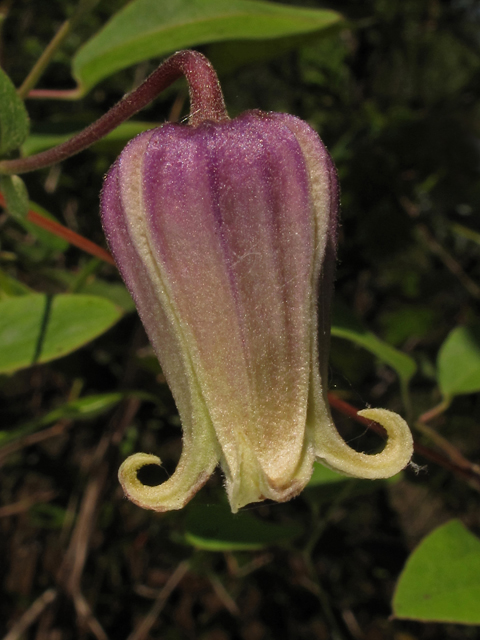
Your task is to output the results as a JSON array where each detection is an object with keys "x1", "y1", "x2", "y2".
[
  {"x1": 317, "y1": 408, "x2": 414, "y2": 480},
  {"x1": 118, "y1": 451, "x2": 217, "y2": 512}
]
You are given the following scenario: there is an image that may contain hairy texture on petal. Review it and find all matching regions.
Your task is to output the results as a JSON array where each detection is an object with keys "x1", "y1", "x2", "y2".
[
  {"x1": 102, "y1": 133, "x2": 219, "y2": 511},
  {"x1": 276, "y1": 114, "x2": 413, "y2": 480},
  {"x1": 101, "y1": 110, "x2": 413, "y2": 513},
  {"x1": 138, "y1": 114, "x2": 321, "y2": 509}
]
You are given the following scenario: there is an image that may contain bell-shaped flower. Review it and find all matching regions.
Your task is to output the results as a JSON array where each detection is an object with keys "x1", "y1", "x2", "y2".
[{"x1": 101, "y1": 108, "x2": 413, "y2": 513}]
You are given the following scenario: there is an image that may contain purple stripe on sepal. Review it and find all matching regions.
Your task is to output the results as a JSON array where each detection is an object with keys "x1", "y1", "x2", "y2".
[
  {"x1": 141, "y1": 113, "x2": 317, "y2": 487},
  {"x1": 102, "y1": 106, "x2": 412, "y2": 513}
]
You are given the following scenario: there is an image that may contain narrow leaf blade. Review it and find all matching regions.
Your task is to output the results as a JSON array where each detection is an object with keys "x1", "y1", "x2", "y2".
[
  {"x1": 184, "y1": 504, "x2": 302, "y2": 551},
  {"x1": 21, "y1": 121, "x2": 158, "y2": 157},
  {"x1": 332, "y1": 302, "x2": 417, "y2": 384}
]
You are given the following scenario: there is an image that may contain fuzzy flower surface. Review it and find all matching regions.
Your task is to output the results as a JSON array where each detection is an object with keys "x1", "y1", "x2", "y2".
[{"x1": 101, "y1": 108, "x2": 413, "y2": 513}]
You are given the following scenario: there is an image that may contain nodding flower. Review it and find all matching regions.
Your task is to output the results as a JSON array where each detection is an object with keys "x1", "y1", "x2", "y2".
[{"x1": 100, "y1": 52, "x2": 413, "y2": 513}]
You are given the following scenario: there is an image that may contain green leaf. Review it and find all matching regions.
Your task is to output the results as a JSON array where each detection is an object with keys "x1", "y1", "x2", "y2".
[
  {"x1": 42, "y1": 268, "x2": 135, "y2": 313},
  {"x1": 21, "y1": 121, "x2": 158, "y2": 157},
  {"x1": 451, "y1": 222, "x2": 480, "y2": 247},
  {"x1": 80, "y1": 280, "x2": 135, "y2": 313},
  {"x1": 0, "y1": 175, "x2": 29, "y2": 221},
  {"x1": 206, "y1": 31, "x2": 328, "y2": 76},
  {"x1": 437, "y1": 323, "x2": 480, "y2": 397},
  {"x1": 307, "y1": 462, "x2": 350, "y2": 487},
  {"x1": 184, "y1": 503, "x2": 302, "y2": 551},
  {"x1": 305, "y1": 465, "x2": 400, "y2": 506},
  {"x1": 43, "y1": 392, "x2": 125, "y2": 423},
  {"x1": 0, "y1": 391, "x2": 155, "y2": 447},
  {"x1": 331, "y1": 302, "x2": 417, "y2": 384},
  {"x1": 379, "y1": 305, "x2": 437, "y2": 347},
  {"x1": 0, "y1": 67, "x2": 29, "y2": 155},
  {"x1": 72, "y1": 0, "x2": 342, "y2": 93},
  {"x1": 0, "y1": 294, "x2": 122, "y2": 374},
  {"x1": 393, "y1": 520, "x2": 480, "y2": 624}
]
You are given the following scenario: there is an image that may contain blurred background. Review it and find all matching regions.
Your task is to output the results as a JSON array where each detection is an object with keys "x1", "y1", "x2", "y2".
[{"x1": 1, "y1": 0, "x2": 480, "y2": 638}]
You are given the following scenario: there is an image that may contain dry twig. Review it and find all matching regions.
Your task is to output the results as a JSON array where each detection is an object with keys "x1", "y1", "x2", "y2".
[
  {"x1": 126, "y1": 561, "x2": 190, "y2": 640},
  {"x1": 0, "y1": 490, "x2": 57, "y2": 518},
  {"x1": 2, "y1": 589, "x2": 57, "y2": 640}
]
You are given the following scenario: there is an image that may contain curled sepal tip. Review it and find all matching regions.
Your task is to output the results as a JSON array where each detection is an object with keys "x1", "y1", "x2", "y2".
[
  {"x1": 356, "y1": 408, "x2": 413, "y2": 477},
  {"x1": 316, "y1": 408, "x2": 413, "y2": 480},
  {"x1": 118, "y1": 450, "x2": 217, "y2": 512},
  {"x1": 101, "y1": 58, "x2": 414, "y2": 512}
]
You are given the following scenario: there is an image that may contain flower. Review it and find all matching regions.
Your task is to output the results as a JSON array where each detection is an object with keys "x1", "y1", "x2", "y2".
[{"x1": 101, "y1": 108, "x2": 413, "y2": 513}]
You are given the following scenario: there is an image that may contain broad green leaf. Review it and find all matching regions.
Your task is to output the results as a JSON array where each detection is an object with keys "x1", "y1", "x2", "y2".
[
  {"x1": 21, "y1": 121, "x2": 158, "y2": 157},
  {"x1": 184, "y1": 503, "x2": 302, "y2": 551},
  {"x1": 72, "y1": 0, "x2": 342, "y2": 93},
  {"x1": 206, "y1": 32, "x2": 326, "y2": 76},
  {"x1": 0, "y1": 294, "x2": 122, "y2": 374},
  {"x1": 0, "y1": 175, "x2": 29, "y2": 221},
  {"x1": 379, "y1": 305, "x2": 437, "y2": 347},
  {"x1": 437, "y1": 323, "x2": 480, "y2": 397},
  {"x1": 331, "y1": 302, "x2": 417, "y2": 384},
  {"x1": 393, "y1": 520, "x2": 480, "y2": 624},
  {"x1": 0, "y1": 68, "x2": 29, "y2": 155}
]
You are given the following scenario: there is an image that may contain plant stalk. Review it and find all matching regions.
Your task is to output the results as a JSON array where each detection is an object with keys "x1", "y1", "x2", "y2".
[
  {"x1": 1, "y1": 50, "x2": 228, "y2": 175},
  {"x1": 18, "y1": 0, "x2": 101, "y2": 100}
]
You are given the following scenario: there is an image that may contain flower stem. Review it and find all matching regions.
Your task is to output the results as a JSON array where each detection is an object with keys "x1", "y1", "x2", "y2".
[
  {"x1": 18, "y1": 0, "x2": 101, "y2": 100},
  {"x1": 0, "y1": 50, "x2": 228, "y2": 176}
]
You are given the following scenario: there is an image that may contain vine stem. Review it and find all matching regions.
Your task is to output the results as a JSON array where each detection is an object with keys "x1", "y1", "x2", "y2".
[
  {"x1": 27, "y1": 210, "x2": 116, "y2": 265},
  {"x1": 0, "y1": 50, "x2": 228, "y2": 176},
  {"x1": 17, "y1": 0, "x2": 101, "y2": 100},
  {"x1": 0, "y1": 192, "x2": 115, "y2": 264},
  {"x1": 18, "y1": 20, "x2": 73, "y2": 100},
  {"x1": 417, "y1": 397, "x2": 451, "y2": 424}
]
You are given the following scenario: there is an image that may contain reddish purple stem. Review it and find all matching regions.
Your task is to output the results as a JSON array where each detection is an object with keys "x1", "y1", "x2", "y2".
[{"x1": 0, "y1": 50, "x2": 229, "y2": 176}]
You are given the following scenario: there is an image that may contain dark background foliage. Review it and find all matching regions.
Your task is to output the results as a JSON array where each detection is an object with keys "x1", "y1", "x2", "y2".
[{"x1": 1, "y1": 0, "x2": 480, "y2": 638}]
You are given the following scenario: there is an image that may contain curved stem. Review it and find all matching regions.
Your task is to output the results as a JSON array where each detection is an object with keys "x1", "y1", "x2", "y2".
[
  {"x1": 0, "y1": 50, "x2": 228, "y2": 176},
  {"x1": 418, "y1": 397, "x2": 451, "y2": 424},
  {"x1": 18, "y1": 20, "x2": 72, "y2": 100},
  {"x1": 18, "y1": 0, "x2": 101, "y2": 100}
]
